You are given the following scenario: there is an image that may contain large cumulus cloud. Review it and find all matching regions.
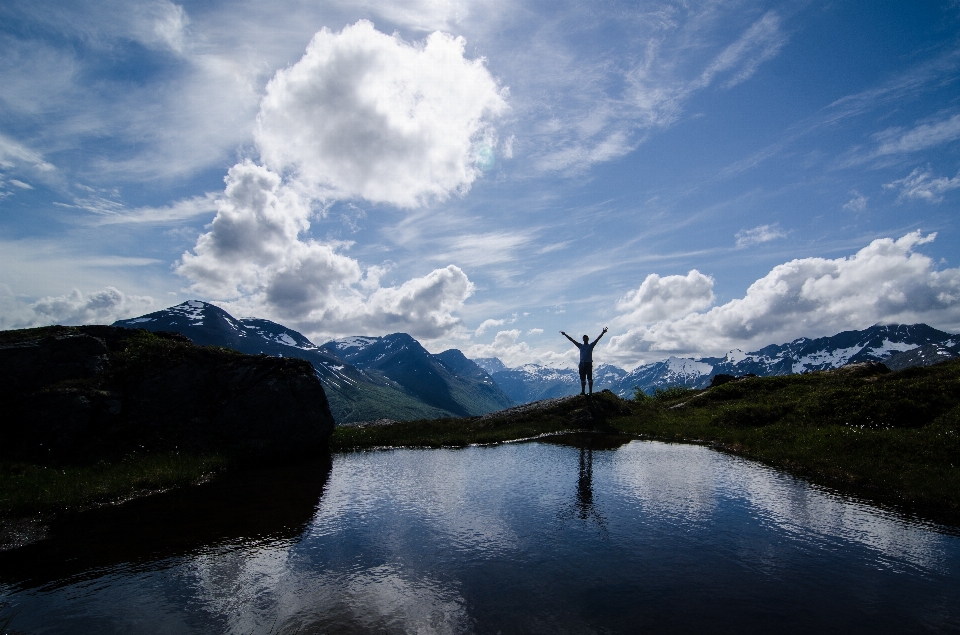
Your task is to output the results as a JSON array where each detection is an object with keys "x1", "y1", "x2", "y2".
[
  {"x1": 613, "y1": 270, "x2": 714, "y2": 326},
  {"x1": 177, "y1": 21, "x2": 505, "y2": 340},
  {"x1": 177, "y1": 162, "x2": 474, "y2": 340},
  {"x1": 606, "y1": 232, "x2": 960, "y2": 365},
  {"x1": 256, "y1": 20, "x2": 508, "y2": 208}
]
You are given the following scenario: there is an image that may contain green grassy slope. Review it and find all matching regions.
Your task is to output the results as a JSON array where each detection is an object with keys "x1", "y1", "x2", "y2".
[{"x1": 325, "y1": 380, "x2": 455, "y2": 423}]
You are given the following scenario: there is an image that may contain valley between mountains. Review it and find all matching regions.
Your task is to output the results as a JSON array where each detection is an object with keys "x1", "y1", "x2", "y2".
[{"x1": 114, "y1": 301, "x2": 960, "y2": 425}]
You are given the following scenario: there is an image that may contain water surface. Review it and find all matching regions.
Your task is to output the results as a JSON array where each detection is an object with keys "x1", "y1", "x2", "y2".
[{"x1": 1, "y1": 438, "x2": 958, "y2": 633}]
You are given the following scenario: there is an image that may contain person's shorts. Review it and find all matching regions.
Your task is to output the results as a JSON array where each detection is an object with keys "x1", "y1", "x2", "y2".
[{"x1": 578, "y1": 362, "x2": 593, "y2": 382}]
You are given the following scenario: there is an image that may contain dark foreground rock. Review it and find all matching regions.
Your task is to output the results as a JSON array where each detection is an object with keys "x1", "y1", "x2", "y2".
[{"x1": 0, "y1": 326, "x2": 335, "y2": 463}]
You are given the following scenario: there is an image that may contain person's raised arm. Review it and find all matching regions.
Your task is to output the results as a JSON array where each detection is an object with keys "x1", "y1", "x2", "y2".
[
  {"x1": 560, "y1": 331, "x2": 578, "y2": 345},
  {"x1": 590, "y1": 327, "x2": 609, "y2": 345}
]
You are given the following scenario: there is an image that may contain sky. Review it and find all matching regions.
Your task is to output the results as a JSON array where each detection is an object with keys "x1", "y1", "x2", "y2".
[{"x1": 1, "y1": 0, "x2": 960, "y2": 370}]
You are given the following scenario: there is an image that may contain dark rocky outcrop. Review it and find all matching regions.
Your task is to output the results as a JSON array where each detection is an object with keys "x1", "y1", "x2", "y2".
[
  {"x1": 830, "y1": 361, "x2": 890, "y2": 377},
  {"x1": 0, "y1": 326, "x2": 335, "y2": 463},
  {"x1": 709, "y1": 373, "x2": 757, "y2": 388}
]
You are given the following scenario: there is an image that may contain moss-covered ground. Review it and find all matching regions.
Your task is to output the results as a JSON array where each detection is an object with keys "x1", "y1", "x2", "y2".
[
  {"x1": 0, "y1": 453, "x2": 227, "y2": 522},
  {"x1": 331, "y1": 360, "x2": 960, "y2": 521}
]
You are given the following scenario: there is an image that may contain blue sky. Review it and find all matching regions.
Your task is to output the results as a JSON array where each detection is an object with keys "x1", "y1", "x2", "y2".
[{"x1": 2, "y1": 0, "x2": 959, "y2": 369}]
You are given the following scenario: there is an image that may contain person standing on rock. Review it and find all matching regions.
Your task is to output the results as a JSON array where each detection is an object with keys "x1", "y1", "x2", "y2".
[{"x1": 561, "y1": 327, "x2": 608, "y2": 395}]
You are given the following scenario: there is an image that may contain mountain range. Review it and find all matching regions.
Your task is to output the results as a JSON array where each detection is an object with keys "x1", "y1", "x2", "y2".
[
  {"x1": 115, "y1": 302, "x2": 959, "y2": 416},
  {"x1": 114, "y1": 301, "x2": 513, "y2": 423},
  {"x1": 477, "y1": 323, "x2": 960, "y2": 401}
]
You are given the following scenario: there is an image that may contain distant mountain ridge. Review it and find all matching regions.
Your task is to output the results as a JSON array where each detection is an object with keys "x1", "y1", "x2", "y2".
[
  {"x1": 475, "y1": 323, "x2": 960, "y2": 403},
  {"x1": 323, "y1": 334, "x2": 514, "y2": 417},
  {"x1": 114, "y1": 302, "x2": 514, "y2": 423}
]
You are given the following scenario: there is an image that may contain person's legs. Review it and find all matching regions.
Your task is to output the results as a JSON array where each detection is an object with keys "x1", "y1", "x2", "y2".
[
  {"x1": 578, "y1": 362, "x2": 587, "y2": 394},
  {"x1": 587, "y1": 363, "x2": 593, "y2": 394}
]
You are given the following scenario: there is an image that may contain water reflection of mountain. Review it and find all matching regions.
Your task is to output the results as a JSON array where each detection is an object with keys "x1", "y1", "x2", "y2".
[{"x1": 0, "y1": 457, "x2": 332, "y2": 591}]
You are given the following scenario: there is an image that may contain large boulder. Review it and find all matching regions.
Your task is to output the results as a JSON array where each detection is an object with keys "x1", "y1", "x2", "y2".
[{"x1": 0, "y1": 326, "x2": 335, "y2": 462}]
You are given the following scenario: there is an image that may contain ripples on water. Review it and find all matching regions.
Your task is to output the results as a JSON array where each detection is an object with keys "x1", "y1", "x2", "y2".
[{"x1": 1, "y1": 438, "x2": 958, "y2": 634}]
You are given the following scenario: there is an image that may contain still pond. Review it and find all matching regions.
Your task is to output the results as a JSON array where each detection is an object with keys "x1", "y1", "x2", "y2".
[{"x1": 1, "y1": 436, "x2": 958, "y2": 633}]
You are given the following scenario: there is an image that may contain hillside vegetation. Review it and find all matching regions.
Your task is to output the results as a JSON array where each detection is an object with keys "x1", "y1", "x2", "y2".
[{"x1": 332, "y1": 359, "x2": 960, "y2": 521}]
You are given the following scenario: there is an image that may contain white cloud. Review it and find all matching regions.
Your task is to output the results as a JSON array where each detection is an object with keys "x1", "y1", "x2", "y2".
[
  {"x1": 530, "y1": 8, "x2": 788, "y2": 173},
  {"x1": 465, "y1": 329, "x2": 529, "y2": 367},
  {"x1": 0, "y1": 132, "x2": 55, "y2": 172},
  {"x1": 9, "y1": 179, "x2": 32, "y2": 189},
  {"x1": 874, "y1": 112, "x2": 960, "y2": 157},
  {"x1": 606, "y1": 232, "x2": 960, "y2": 364},
  {"x1": 466, "y1": 328, "x2": 577, "y2": 369},
  {"x1": 177, "y1": 161, "x2": 474, "y2": 341},
  {"x1": 475, "y1": 318, "x2": 505, "y2": 336},
  {"x1": 842, "y1": 191, "x2": 867, "y2": 212},
  {"x1": 527, "y1": 328, "x2": 543, "y2": 335},
  {"x1": 884, "y1": 167, "x2": 960, "y2": 203},
  {"x1": 175, "y1": 22, "x2": 509, "y2": 341},
  {"x1": 256, "y1": 20, "x2": 508, "y2": 208},
  {"x1": 0, "y1": 286, "x2": 156, "y2": 329},
  {"x1": 613, "y1": 270, "x2": 715, "y2": 327},
  {"x1": 697, "y1": 11, "x2": 786, "y2": 90},
  {"x1": 143, "y1": 1, "x2": 189, "y2": 53},
  {"x1": 92, "y1": 193, "x2": 220, "y2": 224},
  {"x1": 431, "y1": 231, "x2": 533, "y2": 267},
  {"x1": 735, "y1": 224, "x2": 786, "y2": 248}
]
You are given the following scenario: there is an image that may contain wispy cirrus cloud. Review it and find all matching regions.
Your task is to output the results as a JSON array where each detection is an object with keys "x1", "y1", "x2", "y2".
[
  {"x1": 78, "y1": 193, "x2": 220, "y2": 224},
  {"x1": 430, "y1": 231, "x2": 534, "y2": 268},
  {"x1": 529, "y1": 6, "x2": 789, "y2": 173},
  {"x1": 0, "y1": 132, "x2": 55, "y2": 172},
  {"x1": 884, "y1": 167, "x2": 960, "y2": 203},
  {"x1": 839, "y1": 111, "x2": 960, "y2": 168},
  {"x1": 873, "y1": 112, "x2": 960, "y2": 157},
  {"x1": 735, "y1": 224, "x2": 786, "y2": 248},
  {"x1": 842, "y1": 191, "x2": 867, "y2": 212},
  {"x1": 697, "y1": 11, "x2": 786, "y2": 90}
]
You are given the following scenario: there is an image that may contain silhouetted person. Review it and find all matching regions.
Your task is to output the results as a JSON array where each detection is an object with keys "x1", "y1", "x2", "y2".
[{"x1": 561, "y1": 327, "x2": 608, "y2": 394}]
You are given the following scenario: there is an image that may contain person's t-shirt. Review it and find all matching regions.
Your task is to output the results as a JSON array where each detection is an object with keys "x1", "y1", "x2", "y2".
[{"x1": 575, "y1": 341, "x2": 597, "y2": 364}]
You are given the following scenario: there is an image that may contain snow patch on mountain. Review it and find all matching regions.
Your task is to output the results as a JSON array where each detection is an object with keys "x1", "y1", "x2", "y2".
[
  {"x1": 174, "y1": 300, "x2": 206, "y2": 322},
  {"x1": 792, "y1": 346, "x2": 862, "y2": 373},
  {"x1": 862, "y1": 339, "x2": 920, "y2": 357},
  {"x1": 725, "y1": 349, "x2": 747, "y2": 363},
  {"x1": 333, "y1": 336, "x2": 380, "y2": 351},
  {"x1": 665, "y1": 357, "x2": 713, "y2": 376}
]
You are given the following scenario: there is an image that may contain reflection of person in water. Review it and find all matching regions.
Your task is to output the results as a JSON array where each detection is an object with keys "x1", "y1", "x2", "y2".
[
  {"x1": 564, "y1": 443, "x2": 605, "y2": 531},
  {"x1": 576, "y1": 446, "x2": 594, "y2": 520},
  {"x1": 561, "y1": 327, "x2": 608, "y2": 395}
]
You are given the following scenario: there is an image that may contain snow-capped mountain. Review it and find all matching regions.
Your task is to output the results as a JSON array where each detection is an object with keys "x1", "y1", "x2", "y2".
[
  {"x1": 472, "y1": 357, "x2": 508, "y2": 375},
  {"x1": 474, "y1": 323, "x2": 959, "y2": 403},
  {"x1": 700, "y1": 324, "x2": 955, "y2": 379},
  {"x1": 114, "y1": 301, "x2": 510, "y2": 423},
  {"x1": 483, "y1": 363, "x2": 626, "y2": 404},
  {"x1": 612, "y1": 323, "x2": 958, "y2": 396},
  {"x1": 323, "y1": 334, "x2": 514, "y2": 417}
]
